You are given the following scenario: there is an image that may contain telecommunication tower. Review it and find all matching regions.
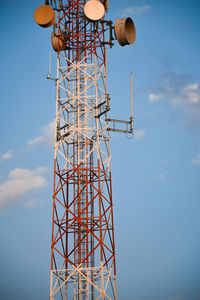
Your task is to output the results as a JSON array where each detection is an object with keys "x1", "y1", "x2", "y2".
[{"x1": 34, "y1": 1, "x2": 136, "y2": 299}]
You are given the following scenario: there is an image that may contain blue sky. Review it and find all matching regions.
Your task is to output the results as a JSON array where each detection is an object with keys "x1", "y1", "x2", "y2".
[{"x1": 0, "y1": 1, "x2": 200, "y2": 300}]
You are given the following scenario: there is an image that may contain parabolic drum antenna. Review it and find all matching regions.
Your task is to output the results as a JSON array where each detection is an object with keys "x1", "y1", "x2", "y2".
[{"x1": 34, "y1": 1, "x2": 136, "y2": 299}]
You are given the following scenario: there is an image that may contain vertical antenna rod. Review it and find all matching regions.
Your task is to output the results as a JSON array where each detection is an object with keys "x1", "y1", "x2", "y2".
[
  {"x1": 49, "y1": 50, "x2": 51, "y2": 75},
  {"x1": 131, "y1": 72, "x2": 133, "y2": 131},
  {"x1": 131, "y1": 72, "x2": 133, "y2": 120}
]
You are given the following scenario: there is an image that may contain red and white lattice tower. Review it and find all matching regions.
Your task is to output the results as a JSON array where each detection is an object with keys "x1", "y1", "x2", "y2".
[{"x1": 34, "y1": 1, "x2": 135, "y2": 299}]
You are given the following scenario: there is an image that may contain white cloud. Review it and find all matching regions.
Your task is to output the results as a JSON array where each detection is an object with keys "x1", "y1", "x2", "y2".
[
  {"x1": 149, "y1": 73, "x2": 200, "y2": 127},
  {"x1": 24, "y1": 199, "x2": 42, "y2": 208},
  {"x1": 0, "y1": 167, "x2": 47, "y2": 209},
  {"x1": 158, "y1": 173, "x2": 166, "y2": 180},
  {"x1": 134, "y1": 129, "x2": 146, "y2": 139},
  {"x1": 1, "y1": 150, "x2": 14, "y2": 161},
  {"x1": 150, "y1": 173, "x2": 166, "y2": 183},
  {"x1": 27, "y1": 121, "x2": 55, "y2": 149},
  {"x1": 182, "y1": 83, "x2": 200, "y2": 104},
  {"x1": 149, "y1": 92, "x2": 165, "y2": 103},
  {"x1": 27, "y1": 136, "x2": 43, "y2": 147},
  {"x1": 123, "y1": 5, "x2": 151, "y2": 16},
  {"x1": 149, "y1": 80, "x2": 200, "y2": 106},
  {"x1": 192, "y1": 147, "x2": 200, "y2": 165},
  {"x1": 149, "y1": 74, "x2": 200, "y2": 108}
]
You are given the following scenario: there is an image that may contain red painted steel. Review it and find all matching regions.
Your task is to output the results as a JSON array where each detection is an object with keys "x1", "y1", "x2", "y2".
[{"x1": 50, "y1": 1, "x2": 117, "y2": 299}]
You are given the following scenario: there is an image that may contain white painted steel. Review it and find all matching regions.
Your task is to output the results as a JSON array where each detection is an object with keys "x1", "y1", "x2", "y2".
[
  {"x1": 50, "y1": 51, "x2": 116, "y2": 299},
  {"x1": 50, "y1": 265, "x2": 116, "y2": 300}
]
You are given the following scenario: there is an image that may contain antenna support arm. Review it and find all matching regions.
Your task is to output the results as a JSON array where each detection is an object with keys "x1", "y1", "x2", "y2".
[{"x1": 106, "y1": 73, "x2": 134, "y2": 134}]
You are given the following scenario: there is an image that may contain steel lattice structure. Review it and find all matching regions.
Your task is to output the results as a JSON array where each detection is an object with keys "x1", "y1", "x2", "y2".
[
  {"x1": 50, "y1": 1, "x2": 117, "y2": 299},
  {"x1": 34, "y1": 0, "x2": 135, "y2": 299}
]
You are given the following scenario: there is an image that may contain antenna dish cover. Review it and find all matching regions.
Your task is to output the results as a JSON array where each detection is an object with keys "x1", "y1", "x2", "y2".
[
  {"x1": 51, "y1": 31, "x2": 67, "y2": 52},
  {"x1": 34, "y1": 5, "x2": 56, "y2": 28},
  {"x1": 84, "y1": 0, "x2": 105, "y2": 21},
  {"x1": 114, "y1": 17, "x2": 136, "y2": 46}
]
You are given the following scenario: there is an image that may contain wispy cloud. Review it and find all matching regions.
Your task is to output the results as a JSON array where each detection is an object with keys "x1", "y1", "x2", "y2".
[
  {"x1": 24, "y1": 198, "x2": 44, "y2": 208},
  {"x1": 149, "y1": 72, "x2": 200, "y2": 127},
  {"x1": 0, "y1": 167, "x2": 47, "y2": 209},
  {"x1": 134, "y1": 129, "x2": 146, "y2": 139},
  {"x1": 123, "y1": 5, "x2": 151, "y2": 16},
  {"x1": 192, "y1": 147, "x2": 200, "y2": 165},
  {"x1": 1, "y1": 149, "x2": 14, "y2": 161},
  {"x1": 27, "y1": 121, "x2": 55, "y2": 149},
  {"x1": 149, "y1": 92, "x2": 165, "y2": 103},
  {"x1": 149, "y1": 81, "x2": 200, "y2": 105},
  {"x1": 27, "y1": 136, "x2": 43, "y2": 147},
  {"x1": 150, "y1": 173, "x2": 166, "y2": 183}
]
